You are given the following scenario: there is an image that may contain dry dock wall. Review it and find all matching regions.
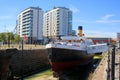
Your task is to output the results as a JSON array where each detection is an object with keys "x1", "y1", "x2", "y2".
[{"x1": 0, "y1": 49, "x2": 50, "y2": 78}]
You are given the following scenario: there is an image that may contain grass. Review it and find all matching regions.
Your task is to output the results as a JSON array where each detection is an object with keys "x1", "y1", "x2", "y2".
[{"x1": 24, "y1": 69, "x2": 53, "y2": 80}]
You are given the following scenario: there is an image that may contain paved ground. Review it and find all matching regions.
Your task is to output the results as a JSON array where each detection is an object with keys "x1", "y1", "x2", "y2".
[
  {"x1": 91, "y1": 53, "x2": 107, "y2": 80},
  {"x1": 91, "y1": 48, "x2": 120, "y2": 80},
  {"x1": 0, "y1": 44, "x2": 45, "y2": 50},
  {"x1": 115, "y1": 49, "x2": 120, "y2": 80}
]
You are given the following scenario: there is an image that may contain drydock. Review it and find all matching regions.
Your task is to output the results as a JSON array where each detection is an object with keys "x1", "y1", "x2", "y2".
[
  {"x1": 45, "y1": 26, "x2": 109, "y2": 80},
  {"x1": 56, "y1": 45, "x2": 120, "y2": 80},
  {"x1": 0, "y1": 45, "x2": 120, "y2": 80}
]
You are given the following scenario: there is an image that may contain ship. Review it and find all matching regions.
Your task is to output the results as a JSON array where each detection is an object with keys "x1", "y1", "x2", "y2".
[{"x1": 46, "y1": 26, "x2": 108, "y2": 73}]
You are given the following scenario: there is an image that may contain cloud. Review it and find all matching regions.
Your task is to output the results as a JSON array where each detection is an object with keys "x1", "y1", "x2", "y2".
[
  {"x1": 73, "y1": 14, "x2": 120, "y2": 24},
  {"x1": 96, "y1": 14, "x2": 120, "y2": 23},
  {"x1": 101, "y1": 14, "x2": 115, "y2": 20},
  {"x1": 69, "y1": 4, "x2": 80, "y2": 13}
]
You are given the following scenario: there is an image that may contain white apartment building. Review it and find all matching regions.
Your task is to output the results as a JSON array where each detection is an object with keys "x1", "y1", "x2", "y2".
[
  {"x1": 43, "y1": 7, "x2": 72, "y2": 38},
  {"x1": 16, "y1": 7, "x2": 43, "y2": 43}
]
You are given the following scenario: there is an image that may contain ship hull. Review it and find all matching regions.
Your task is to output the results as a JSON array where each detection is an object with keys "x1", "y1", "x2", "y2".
[{"x1": 47, "y1": 48, "x2": 94, "y2": 72}]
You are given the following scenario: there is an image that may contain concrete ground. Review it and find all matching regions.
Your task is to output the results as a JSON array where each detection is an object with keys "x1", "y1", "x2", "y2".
[
  {"x1": 115, "y1": 49, "x2": 120, "y2": 80},
  {"x1": 0, "y1": 44, "x2": 45, "y2": 50},
  {"x1": 91, "y1": 48, "x2": 120, "y2": 80},
  {"x1": 91, "y1": 53, "x2": 107, "y2": 80}
]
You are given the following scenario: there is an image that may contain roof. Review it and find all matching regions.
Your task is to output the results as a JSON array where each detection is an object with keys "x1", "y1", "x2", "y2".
[
  {"x1": 45, "y1": 6, "x2": 70, "y2": 13},
  {"x1": 18, "y1": 7, "x2": 42, "y2": 16},
  {"x1": 61, "y1": 36, "x2": 80, "y2": 40},
  {"x1": 84, "y1": 34, "x2": 111, "y2": 38}
]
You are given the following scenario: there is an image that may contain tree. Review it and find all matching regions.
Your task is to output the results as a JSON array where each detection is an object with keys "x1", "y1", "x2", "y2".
[
  {"x1": 0, "y1": 32, "x2": 20, "y2": 44},
  {"x1": 14, "y1": 34, "x2": 20, "y2": 43},
  {"x1": 8, "y1": 32, "x2": 14, "y2": 42},
  {"x1": 0, "y1": 33, "x2": 6, "y2": 43}
]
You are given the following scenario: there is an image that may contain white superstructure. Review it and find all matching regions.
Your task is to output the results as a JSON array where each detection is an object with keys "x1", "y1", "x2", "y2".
[
  {"x1": 16, "y1": 7, "x2": 43, "y2": 43},
  {"x1": 43, "y1": 7, "x2": 72, "y2": 37},
  {"x1": 46, "y1": 36, "x2": 108, "y2": 54}
]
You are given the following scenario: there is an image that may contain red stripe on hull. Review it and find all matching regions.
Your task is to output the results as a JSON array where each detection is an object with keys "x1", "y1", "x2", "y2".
[{"x1": 51, "y1": 58, "x2": 93, "y2": 72}]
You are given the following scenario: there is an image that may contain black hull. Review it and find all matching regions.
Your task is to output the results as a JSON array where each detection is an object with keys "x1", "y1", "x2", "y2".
[
  {"x1": 47, "y1": 48, "x2": 94, "y2": 62},
  {"x1": 47, "y1": 48, "x2": 94, "y2": 72}
]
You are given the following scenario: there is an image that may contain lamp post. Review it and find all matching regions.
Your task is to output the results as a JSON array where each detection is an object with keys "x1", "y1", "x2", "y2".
[{"x1": 8, "y1": 33, "x2": 10, "y2": 48}]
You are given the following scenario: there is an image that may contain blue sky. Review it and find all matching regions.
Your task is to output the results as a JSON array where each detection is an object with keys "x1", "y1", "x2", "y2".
[{"x1": 0, "y1": 0, "x2": 120, "y2": 38}]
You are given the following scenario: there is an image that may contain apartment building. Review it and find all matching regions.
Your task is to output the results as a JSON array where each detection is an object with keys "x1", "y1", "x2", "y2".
[
  {"x1": 43, "y1": 7, "x2": 72, "y2": 38},
  {"x1": 16, "y1": 7, "x2": 43, "y2": 43}
]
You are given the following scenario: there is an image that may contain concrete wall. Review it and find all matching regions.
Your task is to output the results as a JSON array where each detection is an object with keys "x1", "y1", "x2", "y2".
[{"x1": 0, "y1": 49, "x2": 50, "y2": 78}]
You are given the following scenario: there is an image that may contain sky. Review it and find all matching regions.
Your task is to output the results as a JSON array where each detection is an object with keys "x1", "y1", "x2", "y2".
[{"x1": 0, "y1": 0, "x2": 120, "y2": 38}]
